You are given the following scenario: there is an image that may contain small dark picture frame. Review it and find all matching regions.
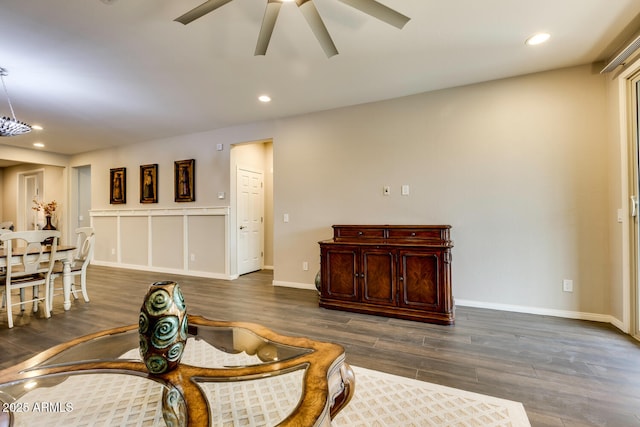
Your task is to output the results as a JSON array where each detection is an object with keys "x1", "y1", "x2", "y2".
[
  {"x1": 140, "y1": 164, "x2": 158, "y2": 204},
  {"x1": 174, "y1": 159, "x2": 195, "y2": 202},
  {"x1": 110, "y1": 167, "x2": 126, "y2": 204}
]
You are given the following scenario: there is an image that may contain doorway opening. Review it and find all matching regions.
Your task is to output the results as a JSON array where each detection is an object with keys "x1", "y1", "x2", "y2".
[
  {"x1": 231, "y1": 140, "x2": 273, "y2": 278},
  {"x1": 73, "y1": 165, "x2": 92, "y2": 229},
  {"x1": 237, "y1": 166, "x2": 263, "y2": 275}
]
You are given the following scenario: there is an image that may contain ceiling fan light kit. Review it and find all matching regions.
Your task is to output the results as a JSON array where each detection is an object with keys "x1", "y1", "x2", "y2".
[
  {"x1": 0, "y1": 67, "x2": 31, "y2": 137},
  {"x1": 174, "y1": 0, "x2": 410, "y2": 57}
]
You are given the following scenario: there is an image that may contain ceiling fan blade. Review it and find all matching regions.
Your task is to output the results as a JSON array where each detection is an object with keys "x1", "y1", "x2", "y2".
[
  {"x1": 337, "y1": 0, "x2": 410, "y2": 29},
  {"x1": 255, "y1": 1, "x2": 283, "y2": 56},
  {"x1": 174, "y1": 0, "x2": 234, "y2": 25},
  {"x1": 297, "y1": 0, "x2": 338, "y2": 57}
]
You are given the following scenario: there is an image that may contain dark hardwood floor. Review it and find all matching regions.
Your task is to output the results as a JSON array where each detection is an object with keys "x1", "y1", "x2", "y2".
[{"x1": 1, "y1": 266, "x2": 640, "y2": 426}]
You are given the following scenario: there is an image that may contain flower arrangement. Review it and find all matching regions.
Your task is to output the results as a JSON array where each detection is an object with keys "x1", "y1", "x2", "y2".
[{"x1": 32, "y1": 199, "x2": 57, "y2": 216}]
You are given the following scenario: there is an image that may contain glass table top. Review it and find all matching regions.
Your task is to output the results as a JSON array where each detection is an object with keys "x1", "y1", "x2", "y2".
[{"x1": 0, "y1": 315, "x2": 353, "y2": 427}]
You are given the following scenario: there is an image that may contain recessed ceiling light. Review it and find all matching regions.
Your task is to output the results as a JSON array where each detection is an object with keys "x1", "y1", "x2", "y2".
[
  {"x1": 258, "y1": 95, "x2": 271, "y2": 103},
  {"x1": 31, "y1": 124, "x2": 43, "y2": 130},
  {"x1": 33, "y1": 142, "x2": 44, "y2": 148},
  {"x1": 526, "y1": 33, "x2": 551, "y2": 46}
]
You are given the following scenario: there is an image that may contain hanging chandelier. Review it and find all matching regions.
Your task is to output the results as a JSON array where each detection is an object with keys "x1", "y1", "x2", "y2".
[{"x1": 0, "y1": 67, "x2": 31, "y2": 137}]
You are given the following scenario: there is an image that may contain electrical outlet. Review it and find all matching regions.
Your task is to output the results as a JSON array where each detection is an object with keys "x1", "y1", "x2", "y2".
[
  {"x1": 303, "y1": 261, "x2": 309, "y2": 271},
  {"x1": 383, "y1": 185, "x2": 391, "y2": 196},
  {"x1": 111, "y1": 248, "x2": 116, "y2": 255},
  {"x1": 563, "y1": 279, "x2": 573, "y2": 292},
  {"x1": 190, "y1": 253, "x2": 196, "y2": 262}
]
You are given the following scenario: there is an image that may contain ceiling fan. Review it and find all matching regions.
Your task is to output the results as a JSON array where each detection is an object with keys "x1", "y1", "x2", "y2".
[{"x1": 174, "y1": 0, "x2": 410, "y2": 57}]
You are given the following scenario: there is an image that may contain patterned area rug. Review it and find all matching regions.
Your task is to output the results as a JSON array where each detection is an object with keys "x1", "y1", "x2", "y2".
[
  {"x1": 335, "y1": 366, "x2": 530, "y2": 427},
  {"x1": 11, "y1": 339, "x2": 530, "y2": 426}
]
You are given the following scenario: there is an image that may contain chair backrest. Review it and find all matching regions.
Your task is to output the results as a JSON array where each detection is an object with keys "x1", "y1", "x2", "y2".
[
  {"x1": 0, "y1": 228, "x2": 10, "y2": 248},
  {"x1": 74, "y1": 227, "x2": 95, "y2": 265},
  {"x1": 0, "y1": 230, "x2": 61, "y2": 280}
]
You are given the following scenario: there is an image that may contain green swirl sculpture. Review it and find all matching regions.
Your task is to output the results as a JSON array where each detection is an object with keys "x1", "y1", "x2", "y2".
[{"x1": 139, "y1": 281, "x2": 188, "y2": 375}]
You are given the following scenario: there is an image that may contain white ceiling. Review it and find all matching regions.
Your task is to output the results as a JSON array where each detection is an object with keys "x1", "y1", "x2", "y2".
[{"x1": 1, "y1": 0, "x2": 640, "y2": 156}]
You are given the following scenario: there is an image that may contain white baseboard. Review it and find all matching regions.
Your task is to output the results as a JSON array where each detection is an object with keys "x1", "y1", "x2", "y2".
[
  {"x1": 455, "y1": 299, "x2": 620, "y2": 325},
  {"x1": 92, "y1": 260, "x2": 236, "y2": 280},
  {"x1": 272, "y1": 280, "x2": 317, "y2": 291}
]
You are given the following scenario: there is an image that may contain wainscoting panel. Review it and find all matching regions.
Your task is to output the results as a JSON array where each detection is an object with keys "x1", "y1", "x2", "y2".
[
  {"x1": 90, "y1": 207, "x2": 231, "y2": 279},
  {"x1": 92, "y1": 216, "x2": 118, "y2": 263},
  {"x1": 121, "y1": 216, "x2": 148, "y2": 266},
  {"x1": 187, "y1": 215, "x2": 227, "y2": 274},
  {"x1": 151, "y1": 216, "x2": 184, "y2": 270}
]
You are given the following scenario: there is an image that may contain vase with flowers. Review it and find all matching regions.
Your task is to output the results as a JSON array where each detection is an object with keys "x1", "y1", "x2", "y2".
[{"x1": 32, "y1": 199, "x2": 58, "y2": 243}]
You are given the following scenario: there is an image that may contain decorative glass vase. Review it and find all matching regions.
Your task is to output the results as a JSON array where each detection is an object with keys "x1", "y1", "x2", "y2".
[{"x1": 138, "y1": 281, "x2": 188, "y2": 374}]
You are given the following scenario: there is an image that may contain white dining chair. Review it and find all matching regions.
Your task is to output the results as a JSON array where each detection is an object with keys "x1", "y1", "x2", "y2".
[
  {"x1": 0, "y1": 230, "x2": 60, "y2": 328},
  {"x1": 49, "y1": 227, "x2": 95, "y2": 307}
]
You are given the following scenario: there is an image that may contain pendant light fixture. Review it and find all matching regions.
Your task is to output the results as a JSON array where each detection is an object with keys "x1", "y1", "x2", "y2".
[{"x1": 0, "y1": 67, "x2": 31, "y2": 137}]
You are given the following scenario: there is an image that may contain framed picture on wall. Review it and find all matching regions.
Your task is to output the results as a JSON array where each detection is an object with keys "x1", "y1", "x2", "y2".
[
  {"x1": 140, "y1": 164, "x2": 158, "y2": 203},
  {"x1": 174, "y1": 159, "x2": 195, "y2": 202},
  {"x1": 110, "y1": 167, "x2": 126, "y2": 204}
]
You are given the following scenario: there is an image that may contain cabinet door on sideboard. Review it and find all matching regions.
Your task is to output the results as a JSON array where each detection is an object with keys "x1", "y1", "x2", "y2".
[
  {"x1": 361, "y1": 248, "x2": 396, "y2": 306},
  {"x1": 398, "y1": 249, "x2": 444, "y2": 311},
  {"x1": 322, "y1": 246, "x2": 359, "y2": 301}
]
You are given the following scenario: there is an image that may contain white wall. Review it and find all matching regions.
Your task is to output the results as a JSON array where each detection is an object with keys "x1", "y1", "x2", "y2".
[
  {"x1": 272, "y1": 64, "x2": 612, "y2": 318},
  {"x1": 67, "y1": 64, "x2": 618, "y2": 320}
]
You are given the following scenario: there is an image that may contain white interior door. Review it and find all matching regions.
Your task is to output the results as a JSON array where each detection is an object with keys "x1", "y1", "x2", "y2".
[
  {"x1": 20, "y1": 171, "x2": 43, "y2": 230},
  {"x1": 237, "y1": 167, "x2": 264, "y2": 275},
  {"x1": 25, "y1": 175, "x2": 38, "y2": 229}
]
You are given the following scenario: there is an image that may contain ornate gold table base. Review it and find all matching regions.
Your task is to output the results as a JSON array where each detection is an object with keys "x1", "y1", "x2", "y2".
[{"x1": 0, "y1": 315, "x2": 355, "y2": 426}]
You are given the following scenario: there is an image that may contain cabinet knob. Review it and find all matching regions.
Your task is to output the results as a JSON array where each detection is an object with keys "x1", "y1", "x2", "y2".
[{"x1": 358, "y1": 231, "x2": 363, "y2": 235}]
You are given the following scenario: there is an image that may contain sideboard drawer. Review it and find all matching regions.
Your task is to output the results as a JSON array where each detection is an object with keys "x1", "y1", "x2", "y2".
[
  {"x1": 386, "y1": 228, "x2": 446, "y2": 241},
  {"x1": 333, "y1": 226, "x2": 385, "y2": 240}
]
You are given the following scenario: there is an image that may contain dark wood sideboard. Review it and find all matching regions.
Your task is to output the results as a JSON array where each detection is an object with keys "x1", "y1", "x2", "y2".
[{"x1": 318, "y1": 225, "x2": 454, "y2": 325}]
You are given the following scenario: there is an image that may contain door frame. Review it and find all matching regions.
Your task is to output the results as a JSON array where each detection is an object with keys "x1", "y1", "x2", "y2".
[
  {"x1": 618, "y1": 58, "x2": 640, "y2": 339},
  {"x1": 17, "y1": 168, "x2": 44, "y2": 231}
]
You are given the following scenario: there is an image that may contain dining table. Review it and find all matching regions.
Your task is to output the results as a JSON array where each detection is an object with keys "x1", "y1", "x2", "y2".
[{"x1": 0, "y1": 244, "x2": 77, "y2": 311}]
